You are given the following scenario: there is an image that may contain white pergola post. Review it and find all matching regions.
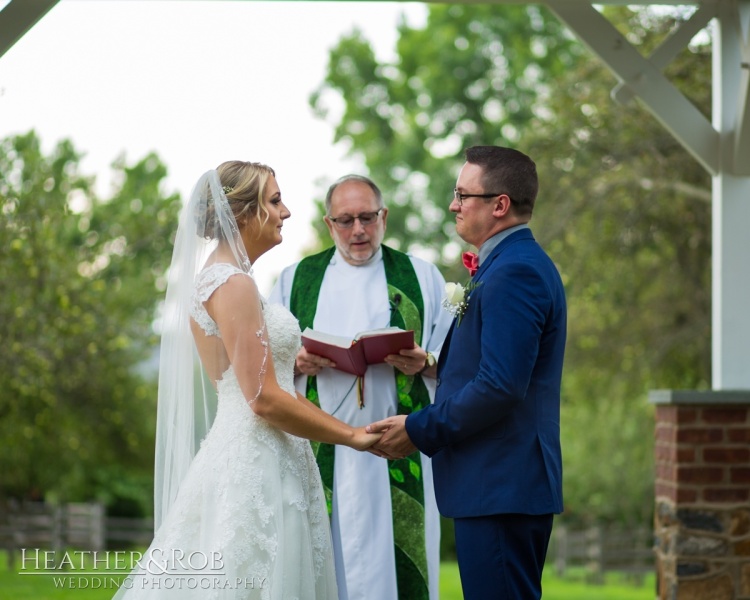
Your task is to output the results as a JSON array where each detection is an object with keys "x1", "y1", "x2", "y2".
[{"x1": 712, "y1": 2, "x2": 750, "y2": 389}]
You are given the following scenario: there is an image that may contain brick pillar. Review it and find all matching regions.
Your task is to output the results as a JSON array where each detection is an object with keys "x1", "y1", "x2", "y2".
[{"x1": 651, "y1": 390, "x2": 750, "y2": 600}]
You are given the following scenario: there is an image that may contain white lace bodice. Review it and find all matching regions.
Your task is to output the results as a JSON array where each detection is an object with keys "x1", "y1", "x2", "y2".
[{"x1": 190, "y1": 263, "x2": 301, "y2": 395}]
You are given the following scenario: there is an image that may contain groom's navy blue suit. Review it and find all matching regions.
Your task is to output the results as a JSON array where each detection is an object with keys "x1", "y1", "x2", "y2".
[{"x1": 406, "y1": 227, "x2": 566, "y2": 599}]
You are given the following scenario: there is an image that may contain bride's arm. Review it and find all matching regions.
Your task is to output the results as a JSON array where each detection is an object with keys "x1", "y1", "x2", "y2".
[{"x1": 206, "y1": 275, "x2": 379, "y2": 451}]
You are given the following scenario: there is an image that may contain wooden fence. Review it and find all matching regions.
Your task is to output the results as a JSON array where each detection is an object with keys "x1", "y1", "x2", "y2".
[
  {"x1": 0, "y1": 501, "x2": 153, "y2": 569},
  {"x1": 2, "y1": 501, "x2": 654, "y2": 581},
  {"x1": 549, "y1": 523, "x2": 655, "y2": 584}
]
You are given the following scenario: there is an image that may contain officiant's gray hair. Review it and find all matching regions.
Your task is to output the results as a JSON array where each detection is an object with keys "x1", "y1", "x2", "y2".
[{"x1": 325, "y1": 174, "x2": 384, "y2": 212}]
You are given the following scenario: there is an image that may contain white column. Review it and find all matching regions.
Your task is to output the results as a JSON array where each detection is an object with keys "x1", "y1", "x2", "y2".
[{"x1": 712, "y1": 4, "x2": 750, "y2": 389}]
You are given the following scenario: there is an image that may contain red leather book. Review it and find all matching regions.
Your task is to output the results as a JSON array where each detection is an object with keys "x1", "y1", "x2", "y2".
[{"x1": 300, "y1": 327, "x2": 415, "y2": 376}]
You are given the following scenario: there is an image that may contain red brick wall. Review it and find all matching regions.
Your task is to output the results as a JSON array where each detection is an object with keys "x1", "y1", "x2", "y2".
[
  {"x1": 652, "y1": 393, "x2": 750, "y2": 600},
  {"x1": 655, "y1": 405, "x2": 750, "y2": 505}
]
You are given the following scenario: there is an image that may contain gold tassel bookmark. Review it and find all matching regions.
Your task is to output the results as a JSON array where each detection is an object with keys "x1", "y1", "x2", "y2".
[{"x1": 356, "y1": 375, "x2": 365, "y2": 409}]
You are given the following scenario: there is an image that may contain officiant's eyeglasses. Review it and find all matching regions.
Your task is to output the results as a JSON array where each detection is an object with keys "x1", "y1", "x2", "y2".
[
  {"x1": 453, "y1": 189, "x2": 501, "y2": 206},
  {"x1": 328, "y1": 209, "x2": 383, "y2": 229}
]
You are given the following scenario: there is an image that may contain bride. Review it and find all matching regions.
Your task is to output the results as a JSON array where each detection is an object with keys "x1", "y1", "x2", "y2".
[{"x1": 114, "y1": 162, "x2": 380, "y2": 599}]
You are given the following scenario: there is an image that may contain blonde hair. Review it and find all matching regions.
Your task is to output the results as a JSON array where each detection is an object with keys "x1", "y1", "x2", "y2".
[{"x1": 201, "y1": 161, "x2": 275, "y2": 240}]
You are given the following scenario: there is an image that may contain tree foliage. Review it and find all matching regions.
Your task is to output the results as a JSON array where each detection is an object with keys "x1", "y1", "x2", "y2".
[
  {"x1": 312, "y1": 6, "x2": 711, "y2": 525},
  {"x1": 0, "y1": 131, "x2": 180, "y2": 513},
  {"x1": 311, "y1": 4, "x2": 583, "y2": 279}
]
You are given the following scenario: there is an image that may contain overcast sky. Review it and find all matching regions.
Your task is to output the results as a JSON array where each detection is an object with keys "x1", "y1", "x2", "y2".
[{"x1": 0, "y1": 0, "x2": 427, "y2": 294}]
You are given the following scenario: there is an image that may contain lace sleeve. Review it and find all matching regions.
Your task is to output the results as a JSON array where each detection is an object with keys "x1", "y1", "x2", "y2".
[
  {"x1": 190, "y1": 263, "x2": 247, "y2": 337},
  {"x1": 206, "y1": 267, "x2": 269, "y2": 406}
]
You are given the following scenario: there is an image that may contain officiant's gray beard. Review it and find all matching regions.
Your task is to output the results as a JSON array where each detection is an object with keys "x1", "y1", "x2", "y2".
[{"x1": 333, "y1": 244, "x2": 383, "y2": 267}]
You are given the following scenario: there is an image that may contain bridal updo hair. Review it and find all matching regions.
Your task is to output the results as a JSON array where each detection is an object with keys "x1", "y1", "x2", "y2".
[{"x1": 200, "y1": 160, "x2": 276, "y2": 240}]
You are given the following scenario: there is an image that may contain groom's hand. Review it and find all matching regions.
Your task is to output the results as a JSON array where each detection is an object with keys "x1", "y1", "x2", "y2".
[{"x1": 366, "y1": 415, "x2": 417, "y2": 459}]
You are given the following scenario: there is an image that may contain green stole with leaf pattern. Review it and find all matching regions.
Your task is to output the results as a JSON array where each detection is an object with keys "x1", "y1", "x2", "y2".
[{"x1": 289, "y1": 245, "x2": 430, "y2": 600}]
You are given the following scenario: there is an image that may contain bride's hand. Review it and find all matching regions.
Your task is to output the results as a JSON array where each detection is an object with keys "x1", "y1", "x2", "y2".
[{"x1": 350, "y1": 427, "x2": 382, "y2": 451}]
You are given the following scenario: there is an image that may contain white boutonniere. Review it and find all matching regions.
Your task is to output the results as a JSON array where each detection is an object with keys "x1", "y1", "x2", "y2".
[{"x1": 442, "y1": 281, "x2": 482, "y2": 327}]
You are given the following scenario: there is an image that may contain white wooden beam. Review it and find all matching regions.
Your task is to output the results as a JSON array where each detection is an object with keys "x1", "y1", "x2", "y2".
[
  {"x1": 549, "y1": 1, "x2": 720, "y2": 175},
  {"x1": 740, "y1": 0, "x2": 750, "y2": 43},
  {"x1": 611, "y1": 5, "x2": 715, "y2": 105},
  {"x1": 713, "y1": 2, "x2": 750, "y2": 389},
  {"x1": 0, "y1": 0, "x2": 59, "y2": 60},
  {"x1": 734, "y1": 0, "x2": 750, "y2": 174}
]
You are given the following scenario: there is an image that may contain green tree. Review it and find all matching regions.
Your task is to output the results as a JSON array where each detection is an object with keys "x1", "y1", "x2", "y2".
[
  {"x1": 311, "y1": 4, "x2": 582, "y2": 279},
  {"x1": 0, "y1": 131, "x2": 181, "y2": 514},
  {"x1": 312, "y1": 6, "x2": 711, "y2": 526}
]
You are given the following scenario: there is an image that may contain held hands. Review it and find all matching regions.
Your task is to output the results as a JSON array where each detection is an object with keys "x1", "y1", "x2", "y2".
[
  {"x1": 351, "y1": 426, "x2": 382, "y2": 451},
  {"x1": 365, "y1": 415, "x2": 417, "y2": 460},
  {"x1": 295, "y1": 346, "x2": 335, "y2": 376},
  {"x1": 296, "y1": 343, "x2": 423, "y2": 456}
]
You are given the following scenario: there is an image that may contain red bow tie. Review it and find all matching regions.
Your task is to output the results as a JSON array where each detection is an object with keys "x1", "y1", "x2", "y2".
[{"x1": 462, "y1": 252, "x2": 479, "y2": 276}]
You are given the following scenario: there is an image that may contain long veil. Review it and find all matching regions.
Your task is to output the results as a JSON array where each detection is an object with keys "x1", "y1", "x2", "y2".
[{"x1": 152, "y1": 169, "x2": 263, "y2": 530}]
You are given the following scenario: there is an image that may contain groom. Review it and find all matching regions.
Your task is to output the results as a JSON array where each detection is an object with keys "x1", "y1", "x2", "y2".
[{"x1": 368, "y1": 146, "x2": 566, "y2": 599}]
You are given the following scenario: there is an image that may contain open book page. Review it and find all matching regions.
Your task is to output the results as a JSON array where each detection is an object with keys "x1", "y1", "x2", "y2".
[
  {"x1": 354, "y1": 326, "x2": 406, "y2": 340},
  {"x1": 300, "y1": 329, "x2": 355, "y2": 349}
]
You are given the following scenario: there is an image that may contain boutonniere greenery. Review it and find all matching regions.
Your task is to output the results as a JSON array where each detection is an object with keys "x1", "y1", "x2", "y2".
[{"x1": 441, "y1": 281, "x2": 482, "y2": 327}]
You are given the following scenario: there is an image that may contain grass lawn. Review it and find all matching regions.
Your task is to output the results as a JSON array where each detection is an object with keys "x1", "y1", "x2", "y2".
[
  {"x1": 440, "y1": 562, "x2": 656, "y2": 600},
  {"x1": 1, "y1": 551, "x2": 655, "y2": 599},
  {"x1": 1, "y1": 550, "x2": 130, "y2": 600}
]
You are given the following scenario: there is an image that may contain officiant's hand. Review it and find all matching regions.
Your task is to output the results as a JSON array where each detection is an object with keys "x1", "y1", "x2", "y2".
[
  {"x1": 384, "y1": 345, "x2": 428, "y2": 377},
  {"x1": 365, "y1": 415, "x2": 417, "y2": 459},
  {"x1": 295, "y1": 346, "x2": 336, "y2": 376}
]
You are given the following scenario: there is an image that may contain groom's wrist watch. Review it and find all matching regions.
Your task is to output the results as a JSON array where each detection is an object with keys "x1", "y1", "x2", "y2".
[{"x1": 419, "y1": 352, "x2": 436, "y2": 374}]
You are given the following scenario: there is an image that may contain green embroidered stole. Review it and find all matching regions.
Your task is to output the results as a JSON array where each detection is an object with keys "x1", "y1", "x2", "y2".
[{"x1": 289, "y1": 245, "x2": 431, "y2": 600}]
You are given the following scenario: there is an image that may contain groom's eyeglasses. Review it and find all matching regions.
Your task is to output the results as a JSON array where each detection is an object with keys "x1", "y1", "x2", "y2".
[
  {"x1": 453, "y1": 189, "x2": 502, "y2": 206},
  {"x1": 328, "y1": 209, "x2": 383, "y2": 229}
]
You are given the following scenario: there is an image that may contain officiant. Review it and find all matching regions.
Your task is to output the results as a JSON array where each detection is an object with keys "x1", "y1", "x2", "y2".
[{"x1": 269, "y1": 174, "x2": 451, "y2": 600}]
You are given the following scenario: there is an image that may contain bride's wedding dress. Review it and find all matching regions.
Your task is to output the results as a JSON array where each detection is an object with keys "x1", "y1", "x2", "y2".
[{"x1": 115, "y1": 263, "x2": 337, "y2": 599}]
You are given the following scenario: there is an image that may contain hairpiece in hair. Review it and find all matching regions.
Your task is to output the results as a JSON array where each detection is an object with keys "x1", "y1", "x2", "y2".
[{"x1": 222, "y1": 185, "x2": 234, "y2": 195}]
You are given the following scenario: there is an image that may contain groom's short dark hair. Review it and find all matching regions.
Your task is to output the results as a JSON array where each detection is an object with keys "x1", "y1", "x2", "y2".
[{"x1": 465, "y1": 146, "x2": 538, "y2": 217}]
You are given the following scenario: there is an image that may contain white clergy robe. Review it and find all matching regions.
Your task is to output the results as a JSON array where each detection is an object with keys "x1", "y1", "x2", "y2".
[{"x1": 269, "y1": 247, "x2": 452, "y2": 600}]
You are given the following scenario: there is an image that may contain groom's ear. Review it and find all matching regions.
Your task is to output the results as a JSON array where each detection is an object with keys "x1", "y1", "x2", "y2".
[{"x1": 492, "y1": 194, "x2": 512, "y2": 218}]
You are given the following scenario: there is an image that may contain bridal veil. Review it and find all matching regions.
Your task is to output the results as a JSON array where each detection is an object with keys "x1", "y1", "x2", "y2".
[{"x1": 153, "y1": 169, "x2": 267, "y2": 531}]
